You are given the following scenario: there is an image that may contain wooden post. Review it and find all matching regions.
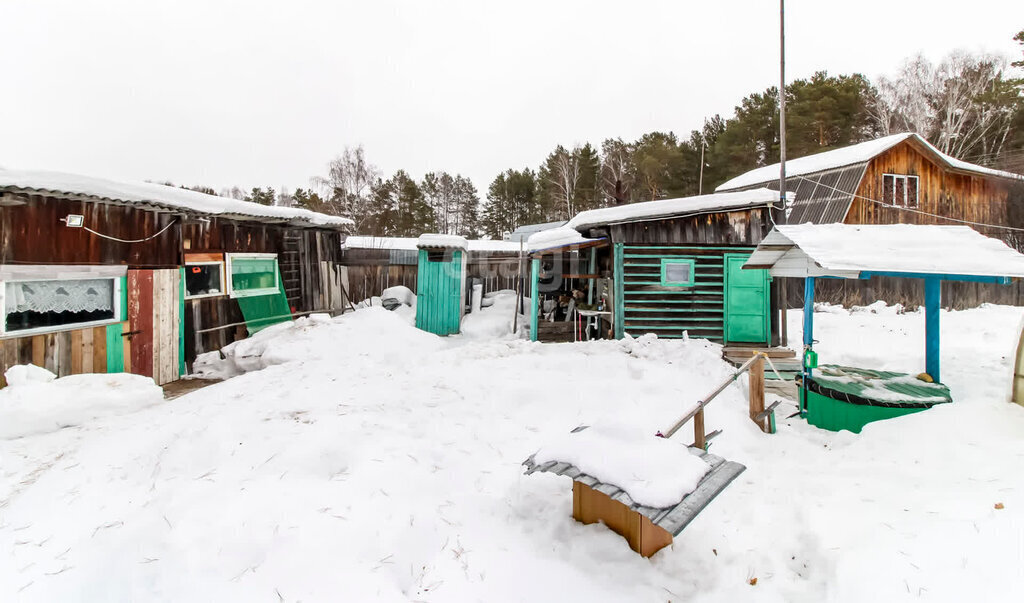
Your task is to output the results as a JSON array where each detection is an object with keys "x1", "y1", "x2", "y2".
[
  {"x1": 924, "y1": 277, "x2": 941, "y2": 382},
  {"x1": 1014, "y1": 323, "x2": 1024, "y2": 407},
  {"x1": 749, "y1": 353, "x2": 766, "y2": 432},
  {"x1": 530, "y1": 258, "x2": 540, "y2": 342},
  {"x1": 693, "y1": 408, "x2": 706, "y2": 449}
]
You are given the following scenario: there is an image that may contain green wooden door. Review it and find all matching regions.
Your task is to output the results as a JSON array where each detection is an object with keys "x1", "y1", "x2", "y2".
[{"x1": 724, "y1": 253, "x2": 770, "y2": 344}]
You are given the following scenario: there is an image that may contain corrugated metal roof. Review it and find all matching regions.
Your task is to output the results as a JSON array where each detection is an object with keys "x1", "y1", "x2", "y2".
[
  {"x1": 523, "y1": 443, "x2": 746, "y2": 536},
  {"x1": 732, "y1": 164, "x2": 868, "y2": 224},
  {"x1": 0, "y1": 168, "x2": 352, "y2": 229}
]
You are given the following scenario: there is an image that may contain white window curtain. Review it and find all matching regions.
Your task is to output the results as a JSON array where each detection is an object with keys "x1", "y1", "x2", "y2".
[{"x1": 5, "y1": 279, "x2": 115, "y2": 314}]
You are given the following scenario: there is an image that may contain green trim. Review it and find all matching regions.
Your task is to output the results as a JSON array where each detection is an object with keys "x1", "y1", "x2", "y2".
[
  {"x1": 119, "y1": 275, "x2": 128, "y2": 318},
  {"x1": 624, "y1": 280, "x2": 721, "y2": 287},
  {"x1": 613, "y1": 243, "x2": 624, "y2": 339},
  {"x1": 178, "y1": 267, "x2": 186, "y2": 376},
  {"x1": 106, "y1": 322, "x2": 124, "y2": 373},
  {"x1": 625, "y1": 308, "x2": 725, "y2": 314},
  {"x1": 624, "y1": 289, "x2": 724, "y2": 296},
  {"x1": 624, "y1": 317, "x2": 724, "y2": 323}
]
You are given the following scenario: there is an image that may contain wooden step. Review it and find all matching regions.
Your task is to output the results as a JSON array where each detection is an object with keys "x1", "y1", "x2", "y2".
[{"x1": 722, "y1": 346, "x2": 796, "y2": 358}]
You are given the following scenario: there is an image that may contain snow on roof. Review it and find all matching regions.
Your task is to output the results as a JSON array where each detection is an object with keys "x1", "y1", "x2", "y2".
[
  {"x1": 504, "y1": 220, "x2": 567, "y2": 242},
  {"x1": 747, "y1": 224, "x2": 1024, "y2": 279},
  {"x1": 526, "y1": 226, "x2": 597, "y2": 252},
  {"x1": 344, "y1": 236, "x2": 522, "y2": 253},
  {"x1": 0, "y1": 169, "x2": 352, "y2": 229},
  {"x1": 416, "y1": 234, "x2": 469, "y2": 250},
  {"x1": 564, "y1": 188, "x2": 779, "y2": 231},
  {"x1": 716, "y1": 133, "x2": 1024, "y2": 191}
]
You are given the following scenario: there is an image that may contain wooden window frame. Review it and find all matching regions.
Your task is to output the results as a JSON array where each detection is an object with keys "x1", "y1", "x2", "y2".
[
  {"x1": 184, "y1": 260, "x2": 226, "y2": 300},
  {"x1": 660, "y1": 258, "x2": 696, "y2": 287},
  {"x1": 0, "y1": 274, "x2": 123, "y2": 338},
  {"x1": 882, "y1": 173, "x2": 919, "y2": 208},
  {"x1": 226, "y1": 253, "x2": 280, "y2": 299}
]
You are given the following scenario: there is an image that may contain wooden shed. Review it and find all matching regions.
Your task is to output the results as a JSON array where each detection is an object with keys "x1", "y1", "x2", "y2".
[
  {"x1": 0, "y1": 169, "x2": 351, "y2": 387},
  {"x1": 716, "y1": 133, "x2": 1024, "y2": 308},
  {"x1": 529, "y1": 189, "x2": 785, "y2": 347},
  {"x1": 414, "y1": 234, "x2": 469, "y2": 336}
]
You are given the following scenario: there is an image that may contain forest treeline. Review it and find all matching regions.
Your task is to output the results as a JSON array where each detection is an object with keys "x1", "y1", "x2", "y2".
[{"x1": 180, "y1": 34, "x2": 1024, "y2": 240}]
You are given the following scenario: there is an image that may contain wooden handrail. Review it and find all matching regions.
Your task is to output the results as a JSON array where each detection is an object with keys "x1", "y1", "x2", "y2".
[{"x1": 662, "y1": 351, "x2": 775, "y2": 445}]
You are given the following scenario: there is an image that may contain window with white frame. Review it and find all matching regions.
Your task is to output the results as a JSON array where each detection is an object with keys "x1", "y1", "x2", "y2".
[
  {"x1": 2, "y1": 276, "x2": 121, "y2": 336},
  {"x1": 226, "y1": 253, "x2": 280, "y2": 298},
  {"x1": 882, "y1": 174, "x2": 919, "y2": 208},
  {"x1": 185, "y1": 261, "x2": 225, "y2": 299}
]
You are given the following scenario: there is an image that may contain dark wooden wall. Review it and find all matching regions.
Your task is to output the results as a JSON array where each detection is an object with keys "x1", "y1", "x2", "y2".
[
  {"x1": 0, "y1": 193, "x2": 179, "y2": 267},
  {"x1": 606, "y1": 207, "x2": 772, "y2": 246},
  {"x1": 1, "y1": 193, "x2": 347, "y2": 378},
  {"x1": 340, "y1": 250, "x2": 524, "y2": 303}
]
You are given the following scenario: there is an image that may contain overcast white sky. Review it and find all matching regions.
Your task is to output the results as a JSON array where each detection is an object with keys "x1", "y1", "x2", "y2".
[{"x1": 1, "y1": 0, "x2": 1022, "y2": 198}]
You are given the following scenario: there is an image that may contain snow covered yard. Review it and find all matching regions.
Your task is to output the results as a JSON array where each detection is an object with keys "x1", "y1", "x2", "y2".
[{"x1": 2, "y1": 304, "x2": 1024, "y2": 601}]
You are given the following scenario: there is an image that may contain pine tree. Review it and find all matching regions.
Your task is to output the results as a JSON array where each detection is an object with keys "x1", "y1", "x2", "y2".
[{"x1": 481, "y1": 169, "x2": 540, "y2": 239}]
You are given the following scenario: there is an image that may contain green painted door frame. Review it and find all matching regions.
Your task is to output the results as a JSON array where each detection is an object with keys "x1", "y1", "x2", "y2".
[{"x1": 723, "y1": 253, "x2": 770, "y2": 344}]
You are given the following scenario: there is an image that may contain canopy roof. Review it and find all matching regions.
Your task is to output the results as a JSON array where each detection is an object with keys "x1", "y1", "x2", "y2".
[
  {"x1": 0, "y1": 169, "x2": 352, "y2": 229},
  {"x1": 745, "y1": 224, "x2": 1024, "y2": 280}
]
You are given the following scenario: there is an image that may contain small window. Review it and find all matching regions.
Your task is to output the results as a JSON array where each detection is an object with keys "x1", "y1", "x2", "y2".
[
  {"x1": 426, "y1": 250, "x2": 446, "y2": 262},
  {"x1": 661, "y1": 259, "x2": 695, "y2": 287},
  {"x1": 2, "y1": 277, "x2": 120, "y2": 336},
  {"x1": 905, "y1": 176, "x2": 919, "y2": 208},
  {"x1": 882, "y1": 174, "x2": 919, "y2": 207},
  {"x1": 185, "y1": 262, "x2": 225, "y2": 299},
  {"x1": 226, "y1": 253, "x2": 280, "y2": 298}
]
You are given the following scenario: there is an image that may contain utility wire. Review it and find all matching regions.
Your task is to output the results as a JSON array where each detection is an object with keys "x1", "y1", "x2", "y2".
[
  {"x1": 81, "y1": 219, "x2": 178, "y2": 243},
  {"x1": 794, "y1": 175, "x2": 1024, "y2": 233}
]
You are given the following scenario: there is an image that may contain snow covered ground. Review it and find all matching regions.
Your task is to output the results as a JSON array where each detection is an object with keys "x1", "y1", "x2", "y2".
[{"x1": 2, "y1": 304, "x2": 1024, "y2": 601}]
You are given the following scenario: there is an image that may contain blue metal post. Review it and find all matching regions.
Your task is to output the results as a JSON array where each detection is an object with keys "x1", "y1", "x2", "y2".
[
  {"x1": 530, "y1": 258, "x2": 539, "y2": 342},
  {"x1": 925, "y1": 277, "x2": 941, "y2": 382},
  {"x1": 801, "y1": 277, "x2": 816, "y2": 415}
]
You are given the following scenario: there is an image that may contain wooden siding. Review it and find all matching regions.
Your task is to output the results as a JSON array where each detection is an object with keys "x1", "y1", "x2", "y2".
[
  {"x1": 341, "y1": 252, "x2": 524, "y2": 305},
  {"x1": 847, "y1": 139, "x2": 1019, "y2": 248},
  {"x1": 607, "y1": 207, "x2": 771, "y2": 246},
  {"x1": 0, "y1": 325, "x2": 111, "y2": 387},
  {"x1": 0, "y1": 194, "x2": 180, "y2": 267},
  {"x1": 620, "y1": 245, "x2": 736, "y2": 341},
  {"x1": 0, "y1": 193, "x2": 348, "y2": 381}
]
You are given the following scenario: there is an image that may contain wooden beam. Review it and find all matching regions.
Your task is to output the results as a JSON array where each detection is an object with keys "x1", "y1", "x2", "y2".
[
  {"x1": 693, "y1": 409, "x2": 706, "y2": 449},
  {"x1": 749, "y1": 353, "x2": 766, "y2": 432}
]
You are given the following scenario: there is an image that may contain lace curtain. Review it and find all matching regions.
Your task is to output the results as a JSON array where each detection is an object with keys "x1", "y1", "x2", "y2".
[{"x1": 5, "y1": 279, "x2": 115, "y2": 314}]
